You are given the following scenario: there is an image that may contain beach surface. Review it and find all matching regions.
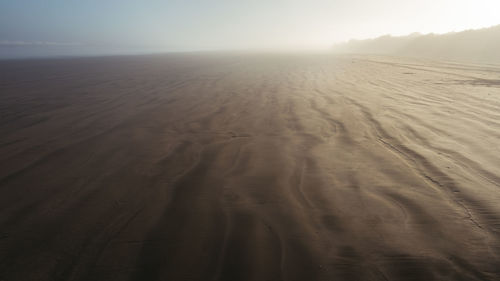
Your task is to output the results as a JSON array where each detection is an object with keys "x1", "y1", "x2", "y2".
[{"x1": 1, "y1": 53, "x2": 500, "y2": 280}]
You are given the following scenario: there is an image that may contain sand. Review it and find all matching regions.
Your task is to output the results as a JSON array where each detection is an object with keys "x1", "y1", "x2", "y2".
[{"x1": 0, "y1": 53, "x2": 499, "y2": 281}]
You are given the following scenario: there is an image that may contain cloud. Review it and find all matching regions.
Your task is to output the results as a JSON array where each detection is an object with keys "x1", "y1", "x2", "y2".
[{"x1": 0, "y1": 40, "x2": 81, "y2": 46}]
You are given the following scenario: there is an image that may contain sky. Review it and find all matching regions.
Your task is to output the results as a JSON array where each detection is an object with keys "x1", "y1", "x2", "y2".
[{"x1": 1, "y1": 0, "x2": 499, "y2": 57}]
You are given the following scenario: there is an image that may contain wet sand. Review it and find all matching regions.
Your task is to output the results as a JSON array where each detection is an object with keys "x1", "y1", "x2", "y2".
[{"x1": 0, "y1": 53, "x2": 500, "y2": 280}]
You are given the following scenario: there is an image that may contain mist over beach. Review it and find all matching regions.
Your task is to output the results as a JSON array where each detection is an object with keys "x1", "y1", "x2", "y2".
[{"x1": 1, "y1": 1, "x2": 500, "y2": 281}]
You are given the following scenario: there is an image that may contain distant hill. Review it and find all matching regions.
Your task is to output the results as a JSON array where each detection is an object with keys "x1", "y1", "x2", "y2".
[{"x1": 332, "y1": 25, "x2": 500, "y2": 64}]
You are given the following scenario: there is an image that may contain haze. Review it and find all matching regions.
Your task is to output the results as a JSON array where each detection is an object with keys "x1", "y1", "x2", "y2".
[
  {"x1": 1, "y1": 0, "x2": 500, "y2": 58},
  {"x1": 2, "y1": 0, "x2": 500, "y2": 280}
]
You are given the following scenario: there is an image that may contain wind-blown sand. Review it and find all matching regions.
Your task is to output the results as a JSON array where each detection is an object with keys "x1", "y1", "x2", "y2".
[{"x1": 0, "y1": 53, "x2": 499, "y2": 281}]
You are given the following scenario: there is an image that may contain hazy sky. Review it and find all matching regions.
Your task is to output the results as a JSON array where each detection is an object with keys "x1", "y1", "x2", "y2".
[{"x1": 1, "y1": 0, "x2": 499, "y2": 56}]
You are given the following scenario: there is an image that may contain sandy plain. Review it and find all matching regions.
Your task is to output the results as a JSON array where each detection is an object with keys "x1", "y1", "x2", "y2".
[{"x1": 0, "y1": 53, "x2": 500, "y2": 280}]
